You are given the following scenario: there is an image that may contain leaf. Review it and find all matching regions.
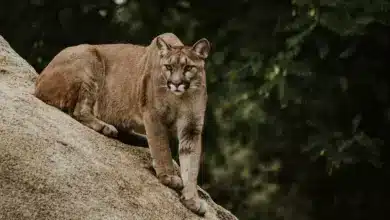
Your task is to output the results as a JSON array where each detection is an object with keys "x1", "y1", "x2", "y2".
[
  {"x1": 351, "y1": 114, "x2": 361, "y2": 133},
  {"x1": 308, "y1": 8, "x2": 316, "y2": 17},
  {"x1": 355, "y1": 16, "x2": 375, "y2": 25},
  {"x1": 319, "y1": 11, "x2": 365, "y2": 36},
  {"x1": 339, "y1": 46, "x2": 356, "y2": 58},
  {"x1": 250, "y1": 60, "x2": 263, "y2": 75},
  {"x1": 212, "y1": 51, "x2": 225, "y2": 65},
  {"x1": 228, "y1": 71, "x2": 238, "y2": 81},
  {"x1": 285, "y1": 21, "x2": 317, "y2": 48},
  {"x1": 277, "y1": 76, "x2": 288, "y2": 107}
]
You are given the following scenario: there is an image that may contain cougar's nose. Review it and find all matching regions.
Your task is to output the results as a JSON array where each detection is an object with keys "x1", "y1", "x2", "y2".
[
  {"x1": 167, "y1": 80, "x2": 181, "y2": 91},
  {"x1": 167, "y1": 80, "x2": 189, "y2": 93}
]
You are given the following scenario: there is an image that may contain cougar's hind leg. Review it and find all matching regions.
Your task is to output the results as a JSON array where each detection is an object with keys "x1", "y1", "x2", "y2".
[{"x1": 72, "y1": 80, "x2": 118, "y2": 138}]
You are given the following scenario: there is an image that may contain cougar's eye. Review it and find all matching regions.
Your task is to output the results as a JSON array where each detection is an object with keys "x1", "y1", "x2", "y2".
[
  {"x1": 164, "y1": 65, "x2": 172, "y2": 71},
  {"x1": 184, "y1": 65, "x2": 194, "y2": 72}
]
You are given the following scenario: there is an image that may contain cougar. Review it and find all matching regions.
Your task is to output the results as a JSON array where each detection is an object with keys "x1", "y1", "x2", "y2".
[{"x1": 34, "y1": 33, "x2": 211, "y2": 215}]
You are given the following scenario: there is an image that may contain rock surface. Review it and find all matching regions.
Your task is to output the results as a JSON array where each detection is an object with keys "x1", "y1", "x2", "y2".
[{"x1": 0, "y1": 35, "x2": 238, "y2": 220}]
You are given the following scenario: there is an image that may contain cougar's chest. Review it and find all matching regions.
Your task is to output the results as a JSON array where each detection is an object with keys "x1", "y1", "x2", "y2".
[
  {"x1": 159, "y1": 103, "x2": 178, "y2": 128},
  {"x1": 158, "y1": 97, "x2": 193, "y2": 130}
]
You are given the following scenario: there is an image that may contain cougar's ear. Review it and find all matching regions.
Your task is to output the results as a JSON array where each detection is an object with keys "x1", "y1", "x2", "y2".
[
  {"x1": 156, "y1": 37, "x2": 171, "y2": 57},
  {"x1": 191, "y1": 38, "x2": 210, "y2": 59}
]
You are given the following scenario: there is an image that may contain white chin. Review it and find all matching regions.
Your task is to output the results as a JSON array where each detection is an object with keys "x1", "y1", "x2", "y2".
[{"x1": 172, "y1": 91, "x2": 184, "y2": 96}]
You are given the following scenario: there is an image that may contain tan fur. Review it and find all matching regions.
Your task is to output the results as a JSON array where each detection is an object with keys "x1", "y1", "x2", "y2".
[{"x1": 34, "y1": 33, "x2": 211, "y2": 215}]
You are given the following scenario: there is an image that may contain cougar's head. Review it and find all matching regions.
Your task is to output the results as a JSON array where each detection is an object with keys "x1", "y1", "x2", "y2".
[{"x1": 156, "y1": 37, "x2": 210, "y2": 96}]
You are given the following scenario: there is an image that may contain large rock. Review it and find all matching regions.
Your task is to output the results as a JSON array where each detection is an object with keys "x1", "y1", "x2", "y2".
[{"x1": 0, "y1": 35, "x2": 238, "y2": 220}]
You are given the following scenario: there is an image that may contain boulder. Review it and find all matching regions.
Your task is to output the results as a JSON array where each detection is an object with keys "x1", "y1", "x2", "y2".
[{"x1": 0, "y1": 35, "x2": 238, "y2": 220}]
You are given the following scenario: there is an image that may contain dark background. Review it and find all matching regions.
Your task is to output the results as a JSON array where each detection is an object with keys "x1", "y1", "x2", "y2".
[{"x1": 1, "y1": 0, "x2": 390, "y2": 219}]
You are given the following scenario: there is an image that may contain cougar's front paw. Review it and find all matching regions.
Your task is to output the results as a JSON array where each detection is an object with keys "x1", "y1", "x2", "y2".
[
  {"x1": 180, "y1": 195, "x2": 207, "y2": 216},
  {"x1": 158, "y1": 174, "x2": 184, "y2": 190},
  {"x1": 101, "y1": 123, "x2": 118, "y2": 137}
]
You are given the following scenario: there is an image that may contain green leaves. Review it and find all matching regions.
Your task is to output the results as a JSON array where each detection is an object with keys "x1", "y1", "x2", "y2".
[{"x1": 212, "y1": 51, "x2": 225, "y2": 65}]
